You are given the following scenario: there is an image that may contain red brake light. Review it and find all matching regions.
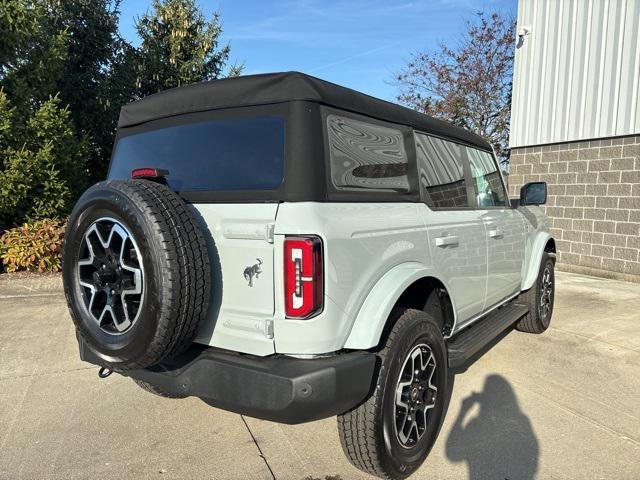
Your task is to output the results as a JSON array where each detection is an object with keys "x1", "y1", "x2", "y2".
[
  {"x1": 131, "y1": 168, "x2": 169, "y2": 179},
  {"x1": 284, "y1": 236, "x2": 323, "y2": 319}
]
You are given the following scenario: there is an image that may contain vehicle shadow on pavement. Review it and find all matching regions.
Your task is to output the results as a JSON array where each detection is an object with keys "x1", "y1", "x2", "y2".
[{"x1": 445, "y1": 374, "x2": 539, "y2": 480}]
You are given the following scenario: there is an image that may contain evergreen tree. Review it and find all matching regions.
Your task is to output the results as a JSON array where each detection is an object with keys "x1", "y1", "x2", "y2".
[
  {"x1": 50, "y1": 0, "x2": 137, "y2": 183},
  {"x1": 1, "y1": 1, "x2": 137, "y2": 184},
  {"x1": 135, "y1": 0, "x2": 242, "y2": 96},
  {"x1": 0, "y1": 1, "x2": 68, "y2": 120},
  {"x1": 0, "y1": 0, "x2": 41, "y2": 69}
]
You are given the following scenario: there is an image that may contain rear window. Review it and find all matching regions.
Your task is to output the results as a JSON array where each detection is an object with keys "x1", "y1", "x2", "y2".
[{"x1": 109, "y1": 116, "x2": 285, "y2": 191}]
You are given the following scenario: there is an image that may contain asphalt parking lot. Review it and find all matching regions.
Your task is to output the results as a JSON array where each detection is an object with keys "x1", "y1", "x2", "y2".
[{"x1": 1, "y1": 271, "x2": 639, "y2": 480}]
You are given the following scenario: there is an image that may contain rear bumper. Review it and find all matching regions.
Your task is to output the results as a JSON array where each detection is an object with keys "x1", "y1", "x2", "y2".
[{"x1": 78, "y1": 337, "x2": 377, "y2": 424}]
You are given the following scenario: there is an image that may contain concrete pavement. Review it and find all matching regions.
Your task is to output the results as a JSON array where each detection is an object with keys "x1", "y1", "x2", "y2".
[{"x1": 0, "y1": 272, "x2": 639, "y2": 479}]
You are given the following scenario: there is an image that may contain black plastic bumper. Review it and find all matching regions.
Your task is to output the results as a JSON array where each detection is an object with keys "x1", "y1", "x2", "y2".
[{"x1": 78, "y1": 337, "x2": 377, "y2": 424}]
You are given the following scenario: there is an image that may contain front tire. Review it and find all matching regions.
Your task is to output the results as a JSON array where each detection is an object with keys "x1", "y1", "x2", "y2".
[
  {"x1": 337, "y1": 308, "x2": 452, "y2": 479},
  {"x1": 516, "y1": 252, "x2": 555, "y2": 334}
]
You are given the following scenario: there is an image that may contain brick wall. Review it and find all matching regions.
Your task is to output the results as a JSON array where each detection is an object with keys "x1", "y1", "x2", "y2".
[
  {"x1": 509, "y1": 134, "x2": 640, "y2": 281},
  {"x1": 426, "y1": 179, "x2": 468, "y2": 208}
]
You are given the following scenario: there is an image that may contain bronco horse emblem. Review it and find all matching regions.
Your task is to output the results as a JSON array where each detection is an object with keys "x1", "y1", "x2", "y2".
[{"x1": 243, "y1": 258, "x2": 263, "y2": 287}]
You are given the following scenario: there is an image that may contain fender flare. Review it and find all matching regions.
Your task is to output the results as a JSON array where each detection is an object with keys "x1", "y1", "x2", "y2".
[
  {"x1": 343, "y1": 262, "x2": 456, "y2": 350},
  {"x1": 522, "y1": 232, "x2": 555, "y2": 291}
]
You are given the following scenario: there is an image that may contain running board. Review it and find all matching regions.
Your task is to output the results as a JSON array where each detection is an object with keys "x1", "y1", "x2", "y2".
[{"x1": 447, "y1": 302, "x2": 529, "y2": 370}]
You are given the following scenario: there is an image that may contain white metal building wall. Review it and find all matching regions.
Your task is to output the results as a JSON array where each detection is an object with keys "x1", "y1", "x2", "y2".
[{"x1": 510, "y1": 0, "x2": 640, "y2": 148}]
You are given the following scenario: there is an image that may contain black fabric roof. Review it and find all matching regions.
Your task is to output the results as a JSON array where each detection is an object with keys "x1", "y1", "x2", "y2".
[{"x1": 118, "y1": 71, "x2": 491, "y2": 150}]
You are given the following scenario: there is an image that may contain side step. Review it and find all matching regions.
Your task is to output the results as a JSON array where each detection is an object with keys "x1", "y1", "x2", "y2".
[{"x1": 447, "y1": 302, "x2": 529, "y2": 370}]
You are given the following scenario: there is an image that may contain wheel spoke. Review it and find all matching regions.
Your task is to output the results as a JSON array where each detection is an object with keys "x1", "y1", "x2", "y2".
[
  {"x1": 410, "y1": 348, "x2": 421, "y2": 381},
  {"x1": 396, "y1": 384, "x2": 410, "y2": 411},
  {"x1": 111, "y1": 308, "x2": 132, "y2": 332},
  {"x1": 396, "y1": 411, "x2": 411, "y2": 444},
  {"x1": 78, "y1": 237, "x2": 95, "y2": 267},
  {"x1": 97, "y1": 303, "x2": 113, "y2": 325},
  {"x1": 90, "y1": 224, "x2": 110, "y2": 254},
  {"x1": 406, "y1": 418, "x2": 418, "y2": 444},
  {"x1": 426, "y1": 357, "x2": 438, "y2": 404},
  {"x1": 78, "y1": 280, "x2": 97, "y2": 317}
]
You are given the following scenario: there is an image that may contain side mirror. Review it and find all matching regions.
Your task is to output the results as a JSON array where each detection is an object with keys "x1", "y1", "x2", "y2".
[{"x1": 520, "y1": 182, "x2": 547, "y2": 206}]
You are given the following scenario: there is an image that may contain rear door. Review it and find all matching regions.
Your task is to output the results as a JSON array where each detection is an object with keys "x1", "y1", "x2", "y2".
[
  {"x1": 415, "y1": 133, "x2": 488, "y2": 329},
  {"x1": 467, "y1": 147, "x2": 526, "y2": 309},
  {"x1": 108, "y1": 113, "x2": 286, "y2": 355}
]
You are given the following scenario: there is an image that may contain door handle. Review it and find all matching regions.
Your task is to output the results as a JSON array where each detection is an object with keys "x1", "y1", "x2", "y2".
[
  {"x1": 435, "y1": 235, "x2": 459, "y2": 247},
  {"x1": 489, "y1": 228, "x2": 504, "y2": 239}
]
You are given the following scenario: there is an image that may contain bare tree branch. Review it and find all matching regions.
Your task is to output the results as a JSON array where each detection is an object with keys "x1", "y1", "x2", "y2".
[{"x1": 394, "y1": 12, "x2": 515, "y2": 166}]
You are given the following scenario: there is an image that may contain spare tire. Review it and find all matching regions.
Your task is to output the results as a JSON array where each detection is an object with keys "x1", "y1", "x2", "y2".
[{"x1": 63, "y1": 179, "x2": 211, "y2": 370}]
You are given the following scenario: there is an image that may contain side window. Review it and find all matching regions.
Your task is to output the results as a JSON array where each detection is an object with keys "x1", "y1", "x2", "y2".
[
  {"x1": 415, "y1": 133, "x2": 469, "y2": 208},
  {"x1": 466, "y1": 148, "x2": 508, "y2": 207},
  {"x1": 327, "y1": 114, "x2": 409, "y2": 192}
]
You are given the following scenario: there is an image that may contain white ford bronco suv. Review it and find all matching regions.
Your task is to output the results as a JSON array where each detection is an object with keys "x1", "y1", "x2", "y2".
[{"x1": 62, "y1": 72, "x2": 555, "y2": 479}]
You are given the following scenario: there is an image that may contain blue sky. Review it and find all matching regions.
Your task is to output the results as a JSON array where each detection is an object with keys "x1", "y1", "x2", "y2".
[{"x1": 118, "y1": 0, "x2": 517, "y2": 101}]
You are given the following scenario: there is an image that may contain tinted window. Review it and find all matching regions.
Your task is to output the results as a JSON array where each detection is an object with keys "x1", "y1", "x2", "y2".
[
  {"x1": 415, "y1": 133, "x2": 469, "y2": 208},
  {"x1": 109, "y1": 117, "x2": 285, "y2": 191},
  {"x1": 327, "y1": 114, "x2": 409, "y2": 192},
  {"x1": 467, "y1": 148, "x2": 508, "y2": 207}
]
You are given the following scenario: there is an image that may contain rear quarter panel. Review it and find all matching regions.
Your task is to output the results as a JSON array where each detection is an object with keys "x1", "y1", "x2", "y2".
[{"x1": 273, "y1": 202, "x2": 431, "y2": 354}]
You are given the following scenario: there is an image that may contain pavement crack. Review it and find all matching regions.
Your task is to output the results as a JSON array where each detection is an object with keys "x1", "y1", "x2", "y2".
[
  {"x1": 511, "y1": 378, "x2": 640, "y2": 448},
  {"x1": 241, "y1": 415, "x2": 276, "y2": 480}
]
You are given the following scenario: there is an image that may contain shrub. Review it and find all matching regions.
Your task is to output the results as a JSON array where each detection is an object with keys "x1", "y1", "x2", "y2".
[
  {"x1": 0, "y1": 218, "x2": 66, "y2": 272},
  {"x1": 0, "y1": 92, "x2": 87, "y2": 231}
]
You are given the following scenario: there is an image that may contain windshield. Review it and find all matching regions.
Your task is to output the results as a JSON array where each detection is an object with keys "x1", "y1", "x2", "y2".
[{"x1": 109, "y1": 116, "x2": 285, "y2": 191}]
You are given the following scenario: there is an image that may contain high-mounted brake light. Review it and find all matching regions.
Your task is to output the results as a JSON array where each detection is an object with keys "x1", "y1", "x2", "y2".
[
  {"x1": 284, "y1": 236, "x2": 323, "y2": 319},
  {"x1": 131, "y1": 168, "x2": 169, "y2": 179}
]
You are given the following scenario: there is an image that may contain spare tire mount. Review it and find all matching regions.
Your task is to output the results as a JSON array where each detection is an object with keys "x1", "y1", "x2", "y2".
[{"x1": 63, "y1": 179, "x2": 211, "y2": 371}]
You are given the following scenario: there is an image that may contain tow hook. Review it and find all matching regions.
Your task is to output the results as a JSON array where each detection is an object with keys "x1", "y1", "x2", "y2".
[{"x1": 98, "y1": 366, "x2": 113, "y2": 378}]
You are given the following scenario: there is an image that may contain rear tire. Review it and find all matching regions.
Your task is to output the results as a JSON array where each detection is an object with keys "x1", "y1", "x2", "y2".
[
  {"x1": 337, "y1": 308, "x2": 452, "y2": 479},
  {"x1": 133, "y1": 379, "x2": 187, "y2": 399},
  {"x1": 516, "y1": 252, "x2": 555, "y2": 334}
]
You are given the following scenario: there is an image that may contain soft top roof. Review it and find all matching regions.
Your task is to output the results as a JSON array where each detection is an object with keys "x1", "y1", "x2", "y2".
[{"x1": 118, "y1": 71, "x2": 491, "y2": 150}]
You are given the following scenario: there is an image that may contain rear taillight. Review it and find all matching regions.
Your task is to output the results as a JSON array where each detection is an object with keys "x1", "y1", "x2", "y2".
[{"x1": 284, "y1": 236, "x2": 323, "y2": 319}]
